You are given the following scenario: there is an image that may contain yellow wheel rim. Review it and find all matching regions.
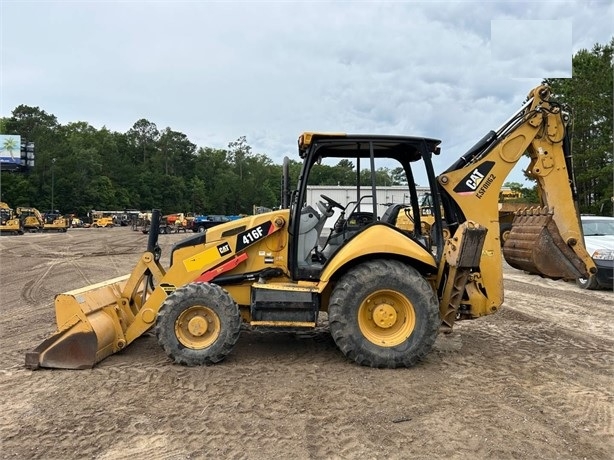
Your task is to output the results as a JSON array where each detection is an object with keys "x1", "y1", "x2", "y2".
[
  {"x1": 358, "y1": 289, "x2": 416, "y2": 347},
  {"x1": 175, "y1": 305, "x2": 221, "y2": 349}
]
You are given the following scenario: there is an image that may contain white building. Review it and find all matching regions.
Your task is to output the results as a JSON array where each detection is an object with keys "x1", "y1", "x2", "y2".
[{"x1": 306, "y1": 185, "x2": 431, "y2": 229}]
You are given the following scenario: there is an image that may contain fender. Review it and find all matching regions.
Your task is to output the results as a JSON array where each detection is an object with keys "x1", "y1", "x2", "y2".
[{"x1": 319, "y1": 224, "x2": 436, "y2": 283}]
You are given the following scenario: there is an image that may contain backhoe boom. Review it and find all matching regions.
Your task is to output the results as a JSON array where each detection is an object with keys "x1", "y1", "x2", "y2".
[{"x1": 437, "y1": 85, "x2": 595, "y2": 318}]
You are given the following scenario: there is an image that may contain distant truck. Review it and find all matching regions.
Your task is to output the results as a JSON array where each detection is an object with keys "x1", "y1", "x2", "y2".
[
  {"x1": 191, "y1": 214, "x2": 230, "y2": 233},
  {"x1": 140, "y1": 213, "x2": 188, "y2": 234}
]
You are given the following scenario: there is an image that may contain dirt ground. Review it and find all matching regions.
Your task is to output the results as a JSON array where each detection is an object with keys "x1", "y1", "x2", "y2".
[{"x1": 0, "y1": 227, "x2": 612, "y2": 460}]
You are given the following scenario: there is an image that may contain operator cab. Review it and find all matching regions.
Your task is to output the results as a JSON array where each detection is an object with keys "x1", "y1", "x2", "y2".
[{"x1": 288, "y1": 133, "x2": 444, "y2": 280}]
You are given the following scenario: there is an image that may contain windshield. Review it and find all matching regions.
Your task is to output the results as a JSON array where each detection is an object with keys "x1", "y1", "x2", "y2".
[{"x1": 582, "y1": 219, "x2": 614, "y2": 236}]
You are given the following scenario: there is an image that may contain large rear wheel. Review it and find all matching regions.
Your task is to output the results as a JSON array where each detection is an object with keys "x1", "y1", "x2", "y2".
[
  {"x1": 329, "y1": 260, "x2": 439, "y2": 368},
  {"x1": 155, "y1": 282, "x2": 241, "y2": 366}
]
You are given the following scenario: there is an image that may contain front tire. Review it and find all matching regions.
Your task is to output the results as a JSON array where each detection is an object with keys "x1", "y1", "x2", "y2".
[
  {"x1": 329, "y1": 259, "x2": 439, "y2": 368},
  {"x1": 155, "y1": 283, "x2": 242, "y2": 366}
]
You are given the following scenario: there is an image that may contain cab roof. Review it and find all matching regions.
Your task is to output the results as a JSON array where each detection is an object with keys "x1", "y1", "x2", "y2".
[{"x1": 298, "y1": 132, "x2": 441, "y2": 162}]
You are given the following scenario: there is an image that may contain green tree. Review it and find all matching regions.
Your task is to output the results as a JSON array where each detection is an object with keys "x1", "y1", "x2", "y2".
[
  {"x1": 0, "y1": 172, "x2": 32, "y2": 206},
  {"x1": 503, "y1": 181, "x2": 538, "y2": 203},
  {"x1": 544, "y1": 38, "x2": 614, "y2": 215},
  {"x1": 4, "y1": 105, "x2": 59, "y2": 141},
  {"x1": 127, "y1": 119, "x2": 160, "y2": 164},
  {"x1": 228, "y1": 136, "x2": 251, "y2": 181},
  {"x1": 156, "y1": 128, "x2": 196, "y2": 177}
]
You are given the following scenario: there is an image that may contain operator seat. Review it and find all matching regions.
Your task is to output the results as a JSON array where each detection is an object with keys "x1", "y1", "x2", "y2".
[{"x1": 296, "y1": 202, "x2": 333, "y2": 267}]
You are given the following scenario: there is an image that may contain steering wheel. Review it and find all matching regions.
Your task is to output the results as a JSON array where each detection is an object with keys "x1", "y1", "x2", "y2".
[{"x1": 320, "y1": 194, "x2": 344, "y2": 211}]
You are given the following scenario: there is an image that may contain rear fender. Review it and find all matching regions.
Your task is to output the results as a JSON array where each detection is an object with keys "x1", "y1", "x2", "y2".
[{"x1": 319, "y1": 225, "x2": 436, "y2": 284}]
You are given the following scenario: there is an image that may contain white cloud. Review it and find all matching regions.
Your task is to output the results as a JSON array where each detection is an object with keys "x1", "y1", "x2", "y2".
[{"x1": 1, "y1": 0, "x2": 612, "y2": 186}]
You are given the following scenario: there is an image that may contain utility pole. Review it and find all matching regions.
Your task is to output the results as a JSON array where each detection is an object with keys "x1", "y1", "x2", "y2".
[{"x1": 51, "y1": 158, "x2": 56, "y2": 211}]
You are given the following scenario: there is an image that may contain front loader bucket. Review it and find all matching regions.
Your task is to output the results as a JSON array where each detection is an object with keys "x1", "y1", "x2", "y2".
[
  {"x1": 503, "y1": 208, "x2": 590, "y2": 280},
  {"x1": 25, "y1": 275, "x2": 133, "y2": 370},
  {"x1": 26, "y1": 210, "x2": 165, "y2": 370}
]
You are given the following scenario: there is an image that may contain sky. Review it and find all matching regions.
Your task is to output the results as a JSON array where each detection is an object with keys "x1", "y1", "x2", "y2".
[{"x1": 1, "y1": 0, "x2": 613, "y2": 186}]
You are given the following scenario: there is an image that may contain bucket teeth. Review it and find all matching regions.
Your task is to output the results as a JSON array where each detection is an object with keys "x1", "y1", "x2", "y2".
[{"x1": 513, "y1": 206, "x2": 551, "y2": 218}]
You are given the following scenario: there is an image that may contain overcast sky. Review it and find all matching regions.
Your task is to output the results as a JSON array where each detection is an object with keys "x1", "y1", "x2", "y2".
[{"x1": 2, "y1": 0, "x2": 612, "y2": 185}]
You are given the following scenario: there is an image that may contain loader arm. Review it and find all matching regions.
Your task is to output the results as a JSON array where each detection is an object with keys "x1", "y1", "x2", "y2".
[
  {"x1": 437, "y1": 85, "x2": 596, "y2": 320},
  {"x1": 26, "y1": 210, "x2": 289, "y2": 369}
]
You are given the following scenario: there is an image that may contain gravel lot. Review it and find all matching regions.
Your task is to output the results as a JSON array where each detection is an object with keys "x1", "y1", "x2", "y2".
[{"x1": 0, "y1": 227, "x2": 612, "y2": 459}]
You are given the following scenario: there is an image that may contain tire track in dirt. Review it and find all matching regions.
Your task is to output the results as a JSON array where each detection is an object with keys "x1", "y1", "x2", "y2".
[
  {"x1": 504, "y1": 278, "x2": 612, "y2": 327},
  {"x1": 20, "y1": 259, "x2": 65, "y2": 306},
  {"x1": 432, "y1": 309, "x2": 613, "y2": 453},
  {"x1": 3, "y1": 230, "x2": 614, "y2": 460}
]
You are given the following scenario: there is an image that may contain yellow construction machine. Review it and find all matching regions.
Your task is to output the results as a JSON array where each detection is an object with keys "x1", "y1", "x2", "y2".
[
  {"x1": 13, "y1": 207, "x2": 70, "y2": 233},
  {"x1": 26, "y1": 85, "x2": 596, "y2": 370},
  {"x1": 16, "y1": 207, "x2": 45, "y2": 232},
  {"x1": 0, "y1": 202, "x2": 24, "y2": 235},
  {"x1": 42, "y1": 212, "x2": 70, "y2": 232}
]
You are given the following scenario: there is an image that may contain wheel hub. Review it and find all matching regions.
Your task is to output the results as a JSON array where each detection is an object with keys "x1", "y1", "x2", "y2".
[
  {"x1": 372, "y1": 304, "x2": 397, "y2": 328},
  {"x1": 175, "y1": 305, "x2": 221, "y2": 349},
  {"x1": 358, "y1": 290, "x2": 416, "y2": 347},
  {"x1": 187, "y1": 316, "x2": 209, "y2": 336}
]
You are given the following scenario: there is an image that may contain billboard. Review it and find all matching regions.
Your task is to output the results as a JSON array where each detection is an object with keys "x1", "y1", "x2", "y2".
[{"x1": 0, "y1": 134, "x2": 22, "y2": 171}]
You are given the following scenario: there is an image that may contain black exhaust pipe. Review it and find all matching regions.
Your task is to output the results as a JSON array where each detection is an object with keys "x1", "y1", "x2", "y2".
[{"x1": 147, "y1": 209, "x2": 161, "y2": 253}]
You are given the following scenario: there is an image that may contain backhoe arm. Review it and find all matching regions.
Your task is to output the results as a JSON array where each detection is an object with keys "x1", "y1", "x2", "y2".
[{"x1": 437, "y1": 85, "x2": 596, "y2": 320}]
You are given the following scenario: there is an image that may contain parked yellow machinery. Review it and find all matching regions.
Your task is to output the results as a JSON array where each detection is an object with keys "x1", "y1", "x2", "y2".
[
  {"x1": 42, "y1": 212, "x2": 70, "y2": 232},
  {"x1": 0, "y1": 202, "x2": 24, "y2": 235},
  {"x1": 15, "y1": 207, "x2": 44, "y2": 232},
  {"x1": 13, "y1": 207, "x2": 69, "y2": 232}
]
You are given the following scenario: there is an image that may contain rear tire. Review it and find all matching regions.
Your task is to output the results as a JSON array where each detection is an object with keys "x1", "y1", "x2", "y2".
[
  {"x1": 155, "y1": 282, "x2": 241, "y2": 366},
  {"x1": 329, "y1": 259, "x2": 439, "y2": 368},
  {"x1": 576, "y1": 274, "x2": 599, "y2": 290}
]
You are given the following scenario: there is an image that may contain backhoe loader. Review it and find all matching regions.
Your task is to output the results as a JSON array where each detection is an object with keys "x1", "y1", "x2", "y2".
[{"x1": 26, "y1": 85, "x2": 596, "y2": 370}]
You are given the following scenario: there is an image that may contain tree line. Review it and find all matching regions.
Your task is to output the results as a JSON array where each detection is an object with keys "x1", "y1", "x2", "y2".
[{"x1": 0, "y1": 39, "x2": 611, "y2": 217}]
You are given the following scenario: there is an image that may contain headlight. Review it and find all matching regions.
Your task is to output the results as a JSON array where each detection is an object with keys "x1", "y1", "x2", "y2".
[{"x1": 592, "y1": 249, "x2": 614, "y2": 261}]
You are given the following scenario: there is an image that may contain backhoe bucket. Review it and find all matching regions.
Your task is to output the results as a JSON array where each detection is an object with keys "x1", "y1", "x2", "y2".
[
  {"x1": 25, "y1": 275, "x2": 134, "y2": 370},
  {"x1": 503, "y1": 208, "x2": 589, "y2": 280}
]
